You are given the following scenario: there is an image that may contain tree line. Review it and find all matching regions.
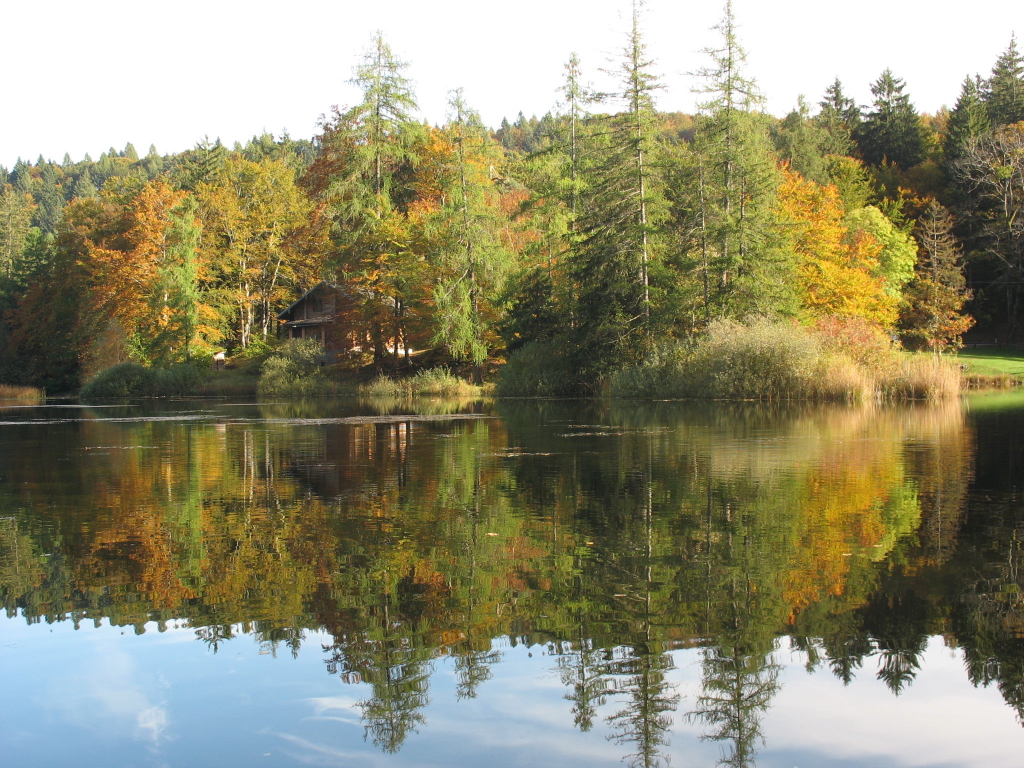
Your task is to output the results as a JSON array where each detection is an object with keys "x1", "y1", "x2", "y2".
[{"x1": 0, "y1": 2, "x2": 1022, "y2": 391}]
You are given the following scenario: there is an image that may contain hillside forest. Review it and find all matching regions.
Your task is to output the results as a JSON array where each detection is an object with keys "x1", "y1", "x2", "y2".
[{"x1": 1, "y1": 2, "x2": 1022, "y2": 393}]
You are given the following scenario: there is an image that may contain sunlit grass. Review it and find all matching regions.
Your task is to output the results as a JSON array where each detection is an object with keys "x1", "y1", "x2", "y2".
[{"x1": 0, "y1": 384, "x2": 44, "y2": 401}]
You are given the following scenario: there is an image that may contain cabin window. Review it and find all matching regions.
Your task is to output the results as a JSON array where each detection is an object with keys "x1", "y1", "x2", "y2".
[{"x1": 312, "y1": 297, "x2": 324, "y2": 313}]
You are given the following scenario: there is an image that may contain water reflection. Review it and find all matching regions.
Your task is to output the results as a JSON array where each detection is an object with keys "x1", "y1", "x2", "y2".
[{"x1": 1, "y1": 397, "x2": 1021, "y2": 766}]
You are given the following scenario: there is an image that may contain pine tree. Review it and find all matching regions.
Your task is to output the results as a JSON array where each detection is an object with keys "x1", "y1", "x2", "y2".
[
  {"x1": 945, "y1": 76, "x2": 990, "y2": 166},
  {"x1": 900, "y1": 200, "x2": 974, "y2": 351},
  {"x1": 985, "y1": 34, "x2": 1024, "y2": 128},
  {"x1": 857, "y1": 70, "x2": 923, "y2": 169}
]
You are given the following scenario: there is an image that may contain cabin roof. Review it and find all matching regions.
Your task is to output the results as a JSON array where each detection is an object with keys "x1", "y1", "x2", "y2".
[{"x1": 277, "y1": 282, "x2": 342, "y2": 321}]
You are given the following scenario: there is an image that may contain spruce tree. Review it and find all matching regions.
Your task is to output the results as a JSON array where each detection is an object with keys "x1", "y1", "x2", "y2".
[
  {"x1": 985, "y1": 34, "x2": 1024, "y2": 127},
  {"x1": 773, "y1": 96, "x2": 831, "y2": 184},
  {"x1": 0, "y1": 189, "x2": 34, "y2": 282},
  {"x1": 945, "y1": 76, "x2": 990, "y2": 166},
  {"x1": 816, "y1": 77, "x2": 860, "y2": 156},
  {"x1": 857, "y1": 69, "x2": 923, "y2": 169}
]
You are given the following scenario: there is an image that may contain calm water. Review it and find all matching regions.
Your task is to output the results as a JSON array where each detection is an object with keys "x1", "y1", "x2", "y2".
[{"x1": 1, "y1": 395, "x2": 1022, "y2": 768}]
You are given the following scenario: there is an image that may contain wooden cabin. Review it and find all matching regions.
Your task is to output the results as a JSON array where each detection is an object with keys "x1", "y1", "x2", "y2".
[{"x1": 276, "y1": 282, "x2": 358, "y2": 353}]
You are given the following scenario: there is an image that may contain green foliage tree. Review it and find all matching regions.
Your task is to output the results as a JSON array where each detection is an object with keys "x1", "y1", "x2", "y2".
[
  {"x1": 680, "y1": 0, "x2": 792, "y2": 325},
  {"x1": 955, "y1": 123, "x2": 1024, "y2": 333},
  {"x1": 0, "y1": 189, "x2": 34, "y2": 281},
  {"x1": 772, "y1": 96, "x2": 831, "y2": 184},
  {"x1": 304, "y1": 32, "x2": 424, "y2": 367}
]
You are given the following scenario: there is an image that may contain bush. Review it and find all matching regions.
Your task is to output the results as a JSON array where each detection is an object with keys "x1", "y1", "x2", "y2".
[
  {"x1": 80, "y1": 362, "x2": 204, "y2": 399},
  {"x1": 257, "y1": 339, "x2": 331, "y2": 398},
  {"x1": 495, "y1": 341, "x2": 577, "y2": 397},
  {"x1": 360, "y1": 368, "x2": 479, "y2": 398}
]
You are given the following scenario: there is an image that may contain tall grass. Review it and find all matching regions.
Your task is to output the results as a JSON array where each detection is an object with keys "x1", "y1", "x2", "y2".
[
  {"x1": 360, "y1": 368, "x2": 480, "y2": 398},
  {"x1": 0, "y1": 384, "x2": 44, "y2": 401},
  {"x1": 609, "y1": 319, "x2": 962, "y2": 402},
  {"x1": 80, "y1": 362, "x2": 204, "y2": 399}
]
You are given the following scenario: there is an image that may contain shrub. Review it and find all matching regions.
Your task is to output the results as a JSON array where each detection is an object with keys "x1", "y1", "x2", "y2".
[
  {"x1": 80, "y1": 362, "x2": 204, "y2": 399},
  {"x1": 495, "y1": 341, "x2": 577, "y2": 398},
  {"x1": 257, "y1": 339, "x2": 330, "y2": 398}
]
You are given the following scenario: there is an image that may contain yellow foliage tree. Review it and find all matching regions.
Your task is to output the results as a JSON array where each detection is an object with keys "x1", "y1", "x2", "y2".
[{"x1": 778, "y1": 168, "x2": 899, "y2": 327}]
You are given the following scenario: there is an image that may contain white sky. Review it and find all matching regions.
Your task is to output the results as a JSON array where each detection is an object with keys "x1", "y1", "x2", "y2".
[{"x1": 2, "y1": 0, "x2": 1021, "y2": 168}]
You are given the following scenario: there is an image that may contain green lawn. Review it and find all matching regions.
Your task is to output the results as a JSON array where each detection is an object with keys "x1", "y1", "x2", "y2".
[{"x1": 955, "y1": 347, "x2": 1024, "y2": 378}]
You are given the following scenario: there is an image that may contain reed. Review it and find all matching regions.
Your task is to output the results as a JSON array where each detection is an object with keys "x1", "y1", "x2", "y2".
[
  {"x1": 609, "y1": 319, "x2": 963, "y2": 402},
  {"x1": 360, "y1": 368, "x2": 480, "y2": 398},
  {"x1": 0, "y1": 384, "x2": 44, "y2": 401}
]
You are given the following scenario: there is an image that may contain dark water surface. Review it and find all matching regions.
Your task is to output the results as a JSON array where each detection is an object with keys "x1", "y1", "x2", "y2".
[{"x1": 1, "y1": 395, "x2": 1023, "y2": 767}]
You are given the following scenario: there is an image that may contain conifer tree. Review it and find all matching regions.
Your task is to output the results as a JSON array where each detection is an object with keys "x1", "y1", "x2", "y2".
[
  {"x1": 816, "y1": 77, "x2": 860, "y2": 156},
  {"x1": 901, "y1": 200, "x2": 973, "y2": 351},
  {"x1": 569, "y1": 0, "x2": 668, "y2": 378},
  {"x1": 0, "y1": 189, "x2": 34, "y2": 282},
  {"x1": 431, "y1": 90, "x2": 511, "y2": 382},
  {"x1": 305, "y1": 32, "x2": 423, "y2": 366},
  {"x1": 955, "y1": 123, "x2": 1024, "y2": 333},
  {"x1": 945, "y1": 76, "x2": 990, "y2": 166},
  {"x1": 773, "y1": 96, "x2": 831, "y2": 184},
  {"x1": 683, "y1": 0, "x2": 792, "y2": 323},
  {"x1": 856, "y1": 70, "x2": 923, "y2": 168},
  {"x1": 985, "y1": 34, "x2": 1024, "y2": 128}
]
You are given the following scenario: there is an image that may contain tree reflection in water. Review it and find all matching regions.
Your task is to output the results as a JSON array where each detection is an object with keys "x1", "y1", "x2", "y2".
[{"x1": 2, "y1": 397, "x2": 1022, "y2": 762}]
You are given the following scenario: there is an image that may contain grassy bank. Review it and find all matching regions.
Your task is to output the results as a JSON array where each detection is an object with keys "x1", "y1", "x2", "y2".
[{"x1": 957, "y1": 347, "x2": 1024, "y2": 389}]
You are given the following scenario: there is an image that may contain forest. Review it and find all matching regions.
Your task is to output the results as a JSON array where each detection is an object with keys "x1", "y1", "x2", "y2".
[{"x1": 0, "y1": 1, "x2": 1021, "y2": 394}]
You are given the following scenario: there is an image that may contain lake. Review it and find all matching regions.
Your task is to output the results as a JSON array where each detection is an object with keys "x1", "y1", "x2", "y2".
[{"x1": 1, "y1": 394, "x2": 1022, "y2": 767}]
